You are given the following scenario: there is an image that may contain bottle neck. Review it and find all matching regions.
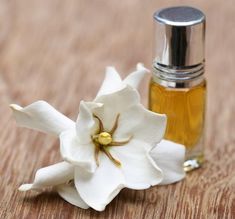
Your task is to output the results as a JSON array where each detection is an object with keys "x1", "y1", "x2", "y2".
[{"x1": 152, "y1": 61, "x2": 205, "y2": 88}]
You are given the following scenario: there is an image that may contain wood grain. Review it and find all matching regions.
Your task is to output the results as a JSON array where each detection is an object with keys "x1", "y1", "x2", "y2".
[{"x1": 0, "y1": 0, "x2": 235, "y2": 218}]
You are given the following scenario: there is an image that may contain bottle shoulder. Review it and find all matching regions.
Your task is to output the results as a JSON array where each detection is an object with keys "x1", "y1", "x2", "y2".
[
  {"x1": 150, "y1": 75, "x2": 206, "y2": 90},
  {"x1": 150, "y1": 77, "x2": 206, "y2": 92}
]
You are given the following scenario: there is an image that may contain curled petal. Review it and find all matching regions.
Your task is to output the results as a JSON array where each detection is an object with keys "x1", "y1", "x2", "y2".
[
  {"x1": 123, "y1": 63, "x2": 150, "y2": 89},
  {"x1": 74, "y1": 154, "x2": 125, "y2": 211},
  {"x1": 96, "y1": 66, "x2": 123, "y2": 98},
  {"x1": 149, "y1": 140, "x2": 186, "y2": 185},
  {"x1": 76, "y1": 101, "x2": 102, "y2": 144},
  {"x1": 60, "y1": 129, "x2": 97, "y2": 173},
  {"x1": 19, "y1": 162, "x2": 74, "y2": 191},
  {"x1": 56, "y1": 183, "x2": 89, "y2": 209},
  {"x1": 96, "y1": 63, "x2": 148, "y2": 98},
  {"x1": 10, "y1": 101, "x2": 75, "y2": 136},
  {"x1": 111, "y1": 139, "x2": 163, "y2": 189},
  {"x1": 114, "y1": 104, "x2": 167, "y2": 146}
]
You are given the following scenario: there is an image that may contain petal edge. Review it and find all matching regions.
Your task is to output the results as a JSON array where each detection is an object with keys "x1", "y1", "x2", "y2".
[
  {"x1": 10, "y1": 101, "x2": 75, "y2": 136},
  {"x1": 150, "y1": 140, "x2": 186, "y2": 185},
  {"x1": 56, "y1": 183, "x2": 89, "y2": 209},
  {"x1": 18, "y1": 162, "x2": 74, "y2": 191}
]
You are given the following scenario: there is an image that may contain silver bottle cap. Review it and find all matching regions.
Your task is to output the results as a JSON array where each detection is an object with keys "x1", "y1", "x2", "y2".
[{"x1": 153, "y1": 6, "x2": 206, "y2": 86}]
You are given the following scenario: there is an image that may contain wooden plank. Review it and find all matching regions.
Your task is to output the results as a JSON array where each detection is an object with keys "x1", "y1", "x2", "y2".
[{"x1": 0, "y1": 0, "x2": 234, "y2": 218}]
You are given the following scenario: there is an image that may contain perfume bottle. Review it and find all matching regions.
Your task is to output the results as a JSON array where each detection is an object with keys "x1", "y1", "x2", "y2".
[{"x1": 149, "y1": 6, "x2": 206, "y2": 171}]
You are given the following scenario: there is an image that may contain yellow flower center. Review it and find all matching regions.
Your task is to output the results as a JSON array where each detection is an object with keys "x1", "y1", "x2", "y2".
[
  {"x1": 98, "y1": 132, "x2": 112, "y2": 145},
  {"x1": 92, "y1": 113, "x2": 132, "y2": 167}
]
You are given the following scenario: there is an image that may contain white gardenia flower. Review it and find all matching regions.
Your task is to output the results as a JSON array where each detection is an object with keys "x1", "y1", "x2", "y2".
[{"x1": 10, "y1": 63, "x2": 185, "y2": 211}]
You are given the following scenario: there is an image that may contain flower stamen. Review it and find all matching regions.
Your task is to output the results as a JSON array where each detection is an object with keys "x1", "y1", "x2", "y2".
[
  {"x1": 101, "y1": 147, "x2": 121, "y2": 167},
  {"x1": 98, "y1": 132, "x2": 112, "y2": 145},
  {"x1": 94, "y1": 142, "x2": 100, "y2": 166},
  {"x1": 109, "y1": 135, "x2": 133, "y2": 146},
  {"x1": 109, "y1": 114, "x2": 120, "y2": 135},
  {"x1": 92, "y1": 113, "x2": 131, "y2": 167},
  {"x1": 93, "y1": 114, "x2": 104, "y2": 133}
]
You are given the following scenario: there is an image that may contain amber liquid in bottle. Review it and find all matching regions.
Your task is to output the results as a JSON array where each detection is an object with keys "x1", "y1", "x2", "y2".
[{"x1": 149, "y1": 78, "x2": 206, "y2": 171}]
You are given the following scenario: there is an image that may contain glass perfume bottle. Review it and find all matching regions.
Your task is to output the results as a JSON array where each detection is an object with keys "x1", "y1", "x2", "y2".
[{"x1": 149, "y1": 6, "x2": 206, "y2": 172}]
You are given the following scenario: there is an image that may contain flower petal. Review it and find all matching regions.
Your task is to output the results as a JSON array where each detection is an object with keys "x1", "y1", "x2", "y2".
[
  {"x1": 56, "y1": 183, "x2": 89, "y2": 209},
  {"x1": 149, "y1": 140, "x2": 186, "y2": 185},
  {"x1": 96, "y1": 63, "x2": 148, "y2": 98},
  {"x1": 10, "y1": 101, "x2": 75, "y2": 136},
  {"x1": 60, "y1": 129, "x2": 97, "y2": 173},
  {"x1": 96, "y1": 66, "x2": 123, "y2": 98},
  {"x1": 93, "y1": 86, "x2": 140, "y2": 131},
  {"x1": 114, "y1": 104, "x2": 166, "y2": 145},
  {"x1": 76, "y1": 101, "x2": 102, "y2": 144},
  {"x1": 74, "y1": 154, "x2": 125, "y2": 211},
  {"x1": 123, "y1": 63, "x2": 149, "y2": 89},
  {"x1": 111, "y1": 139, "x2": 163, "y2": 189},
  {"x1": 18, "y1": 162, "x2": 74, "y2": 191}
]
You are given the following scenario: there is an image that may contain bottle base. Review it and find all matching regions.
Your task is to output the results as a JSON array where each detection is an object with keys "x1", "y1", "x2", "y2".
[{"x1": 183, "y1": 154, "x2": 204, "y2": 172}]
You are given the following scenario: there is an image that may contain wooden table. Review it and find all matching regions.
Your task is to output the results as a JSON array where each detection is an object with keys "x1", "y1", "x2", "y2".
[{"x1": 0, "y1": 1, "x2": 234, "y2": 218}]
